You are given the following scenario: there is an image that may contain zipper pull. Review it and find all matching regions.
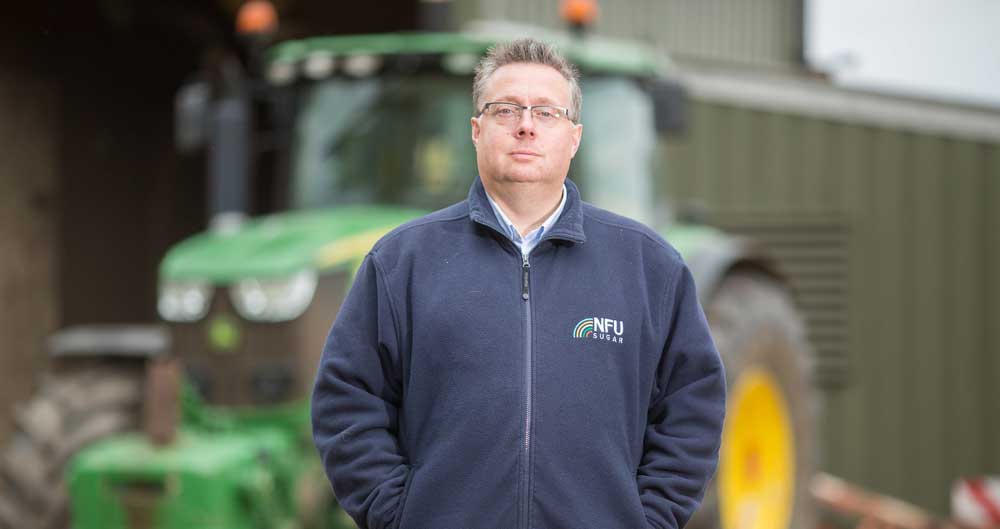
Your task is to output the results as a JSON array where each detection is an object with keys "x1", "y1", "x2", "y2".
[{"x1": 521, "y1": 255, "x2": 530, "y2": 301}]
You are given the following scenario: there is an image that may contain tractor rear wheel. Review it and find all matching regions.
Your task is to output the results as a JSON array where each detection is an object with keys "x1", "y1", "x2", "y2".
[
  {"x1": 688, "y1": 269, "x2": 819, "y2": 529},
  {"x1": 0, "y1": 364, "x2": 143, "y2": 529}
]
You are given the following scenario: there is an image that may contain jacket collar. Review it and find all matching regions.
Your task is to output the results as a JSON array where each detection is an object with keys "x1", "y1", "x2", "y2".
[{"x1": 468, "y1": 176, "x2": 586, "y2": 244}]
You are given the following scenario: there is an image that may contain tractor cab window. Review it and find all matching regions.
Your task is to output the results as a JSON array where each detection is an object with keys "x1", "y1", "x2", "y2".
[
  {"x1": 291, "y1": 76, "x2": 476, "y2": 210},
  {"x1": 290, "y1": 74, "x2": 661, "y2": 225}
]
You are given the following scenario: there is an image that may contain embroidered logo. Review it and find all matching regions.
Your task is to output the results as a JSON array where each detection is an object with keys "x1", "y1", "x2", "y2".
[{"x1": 573, "y1": 317, "x2": 624, "y2": 343}]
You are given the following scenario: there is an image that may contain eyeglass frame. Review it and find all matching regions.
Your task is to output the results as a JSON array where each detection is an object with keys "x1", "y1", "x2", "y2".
[{"x1": 476, "y1": 101, "x2": 577, "y2": 125}]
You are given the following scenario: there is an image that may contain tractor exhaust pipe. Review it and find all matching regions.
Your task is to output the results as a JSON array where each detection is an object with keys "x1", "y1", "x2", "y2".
[{"x1": 207, "y1": 57, "x2": 251, "y2": 232}]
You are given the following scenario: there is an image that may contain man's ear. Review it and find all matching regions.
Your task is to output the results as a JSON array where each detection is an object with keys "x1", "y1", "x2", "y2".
[
  {"x1": 471, "y1": 116, "x2": 481, "y2": 148},
  {"x1": 570, "y1": 123, "x2": 583, "y2": 158}
]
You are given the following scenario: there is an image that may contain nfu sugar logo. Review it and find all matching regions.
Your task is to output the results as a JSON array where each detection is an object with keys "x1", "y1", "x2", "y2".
[{"x1": 573, "y1": 317, "x2": 624, "y2": 344}]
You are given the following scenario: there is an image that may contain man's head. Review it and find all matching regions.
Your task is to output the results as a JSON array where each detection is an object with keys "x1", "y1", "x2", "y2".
[{"x1": 471, "y1": 38, "x2": 584, "y2": 190}]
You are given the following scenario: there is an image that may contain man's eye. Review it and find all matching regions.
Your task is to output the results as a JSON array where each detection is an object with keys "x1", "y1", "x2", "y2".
[
  {"x1": 537, "y1": 110, "x2": 556, "y2": 119},
  {"x1": 495, "y1": 107, "x2": 515, "y2": 116}
]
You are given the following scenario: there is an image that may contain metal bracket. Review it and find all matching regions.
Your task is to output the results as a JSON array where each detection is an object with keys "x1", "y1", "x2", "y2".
[{"x1": 48, "y1": 324, "x2": 170, "y2": 358}]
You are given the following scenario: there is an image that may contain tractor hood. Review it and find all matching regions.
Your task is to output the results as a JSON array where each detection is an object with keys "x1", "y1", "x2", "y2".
[{"x1": 160, "y1": 205, "x2": 425, "y2": 283}]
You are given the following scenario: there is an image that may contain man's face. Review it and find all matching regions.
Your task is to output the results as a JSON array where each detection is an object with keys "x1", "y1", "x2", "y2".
[{"x1": 471, "y1": 62, "x2": 583, "y2": 189}]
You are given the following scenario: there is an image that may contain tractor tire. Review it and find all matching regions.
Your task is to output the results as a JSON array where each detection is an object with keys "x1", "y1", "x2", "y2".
[
  {"x1": 0, "y1": 364, "x2": 143, "y2": 529},
  {"x1": 687, "y1": 269, "x2": 819, "y2": 529}
]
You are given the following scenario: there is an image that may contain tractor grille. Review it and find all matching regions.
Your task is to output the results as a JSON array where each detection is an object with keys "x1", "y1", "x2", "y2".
[{"x1": 170, "y1": 271, "x2": 350, "y2": 406}]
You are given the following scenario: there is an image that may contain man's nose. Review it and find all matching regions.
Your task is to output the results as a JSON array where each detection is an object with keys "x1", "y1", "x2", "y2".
[{"x1": 515, "y1": 111, "x2": 536, "y2": 137}]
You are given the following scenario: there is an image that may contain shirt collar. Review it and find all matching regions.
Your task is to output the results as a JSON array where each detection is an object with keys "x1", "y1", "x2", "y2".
[
  {"x1": 484, "y1": 185, "x2": 566, "y2": 246},
  {"x1": 468, "y1": 176, "x2": 586, "y2": 245}
]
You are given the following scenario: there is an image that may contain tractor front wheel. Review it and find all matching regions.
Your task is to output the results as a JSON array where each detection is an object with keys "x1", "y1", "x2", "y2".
[{"x1": 0, "y1": 364, "x2": 143, "y2": 529}]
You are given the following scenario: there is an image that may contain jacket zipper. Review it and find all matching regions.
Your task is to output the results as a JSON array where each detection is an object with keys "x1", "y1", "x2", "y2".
[
  {"x1": 473, "y1": 213, "x2": 553, "y2": 529},
  {"x1": 520, "y1": 251, "x2": 532, "y2": 529}
]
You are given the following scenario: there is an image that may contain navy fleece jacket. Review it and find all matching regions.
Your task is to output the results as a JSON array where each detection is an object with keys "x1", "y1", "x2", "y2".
[{"x1": 312, "y1": 177, "x2": 726, "y2": 529}]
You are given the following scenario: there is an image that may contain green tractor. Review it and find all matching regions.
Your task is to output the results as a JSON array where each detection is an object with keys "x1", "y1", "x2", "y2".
[{"x1": 0, "y1": 21, "x2": 817, "y2": 529}]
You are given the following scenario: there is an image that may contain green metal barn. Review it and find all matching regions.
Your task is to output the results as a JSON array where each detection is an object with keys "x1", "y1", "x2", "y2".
[{"x1": 665, "y1": 65, "x2": 1000, "y2": 516}]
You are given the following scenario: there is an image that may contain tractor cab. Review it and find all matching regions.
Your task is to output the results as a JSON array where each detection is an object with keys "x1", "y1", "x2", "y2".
[{"x1": 159, "y1": 28, "x2": 688, "y2": 411}]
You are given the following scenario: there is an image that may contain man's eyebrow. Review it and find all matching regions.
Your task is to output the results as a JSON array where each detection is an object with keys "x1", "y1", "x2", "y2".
[
  {"x1": 531, "y1": 96, "x2": 560, "y2": 106},
  {"x1": 492, "y1": 95, "x2": 525, "y2": 104},
  {"x1": 492, "y1": 95, "x2": 563, "y2": 106}
]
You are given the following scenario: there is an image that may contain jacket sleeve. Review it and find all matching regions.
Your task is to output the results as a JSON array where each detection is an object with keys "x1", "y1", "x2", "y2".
[
  {"x1": 312, "y1": 253, "x2": 411, "y2": 529},
  {"x1": 639, "y1": 263, "x2": 727, "y2": 529}
]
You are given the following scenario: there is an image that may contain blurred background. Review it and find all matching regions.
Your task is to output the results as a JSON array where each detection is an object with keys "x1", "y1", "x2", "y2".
[{"x1": 1, "y1": 0, "x2": 997, "y2": 528}]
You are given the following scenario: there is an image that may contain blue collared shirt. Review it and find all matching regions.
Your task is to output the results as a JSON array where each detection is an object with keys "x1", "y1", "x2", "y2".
[{"x1": 485, "y1": 184, "x2": 567, "y2": 258}]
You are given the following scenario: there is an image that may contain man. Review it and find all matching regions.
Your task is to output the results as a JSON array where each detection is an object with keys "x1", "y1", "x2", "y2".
[{"x1": 312, "y1": 38, "x2": 726, "y2": 529}]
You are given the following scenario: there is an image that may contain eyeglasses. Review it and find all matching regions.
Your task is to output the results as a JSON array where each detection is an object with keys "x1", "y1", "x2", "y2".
[{"x1": 478, "y1": 102, "x2": 574, "y2": 126}]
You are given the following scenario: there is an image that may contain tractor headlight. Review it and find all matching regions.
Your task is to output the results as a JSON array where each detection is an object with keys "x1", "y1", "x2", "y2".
[
  {"x1": 230, "y1": 270, "x2": 317, "y2": 322},
  {"x1": 158, "y1": 281, "x2": 213, "y2": 322}
]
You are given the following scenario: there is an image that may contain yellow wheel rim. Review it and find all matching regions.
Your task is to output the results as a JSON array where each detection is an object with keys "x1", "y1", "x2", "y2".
[{"x1": 719, "y1": 367, "x2": 794, "y2": 529}]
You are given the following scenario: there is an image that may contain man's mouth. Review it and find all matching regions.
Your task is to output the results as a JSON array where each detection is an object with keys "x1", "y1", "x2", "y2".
[{"x1": 509, "y1": 150, "x2": 541, "y2": 159}]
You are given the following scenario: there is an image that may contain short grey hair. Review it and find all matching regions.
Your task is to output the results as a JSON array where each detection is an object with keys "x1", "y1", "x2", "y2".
[{"x1": 473, "y1": 38, "x2": 582, "y2": 123}]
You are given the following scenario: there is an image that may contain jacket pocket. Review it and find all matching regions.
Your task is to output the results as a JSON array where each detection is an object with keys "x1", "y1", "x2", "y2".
[{"x1": 391, "y1": 463, "x2": 419, "y2": 529}]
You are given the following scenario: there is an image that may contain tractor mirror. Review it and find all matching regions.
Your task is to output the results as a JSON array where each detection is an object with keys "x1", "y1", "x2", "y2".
[
  {"x1": 174, "y1": 79, "x2": 210, "y2": 152},
  {"x1": 651, "y1": 78, "x2": 689, "y2": 137}
]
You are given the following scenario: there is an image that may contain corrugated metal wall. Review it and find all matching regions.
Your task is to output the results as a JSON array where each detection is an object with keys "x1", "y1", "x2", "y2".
[
  {"x1": 460, "y1": 0, "x2": 804, "y2": 68},
  {"x1": 661, "y1": 100, "x2": 1000, "y2": 514}
]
